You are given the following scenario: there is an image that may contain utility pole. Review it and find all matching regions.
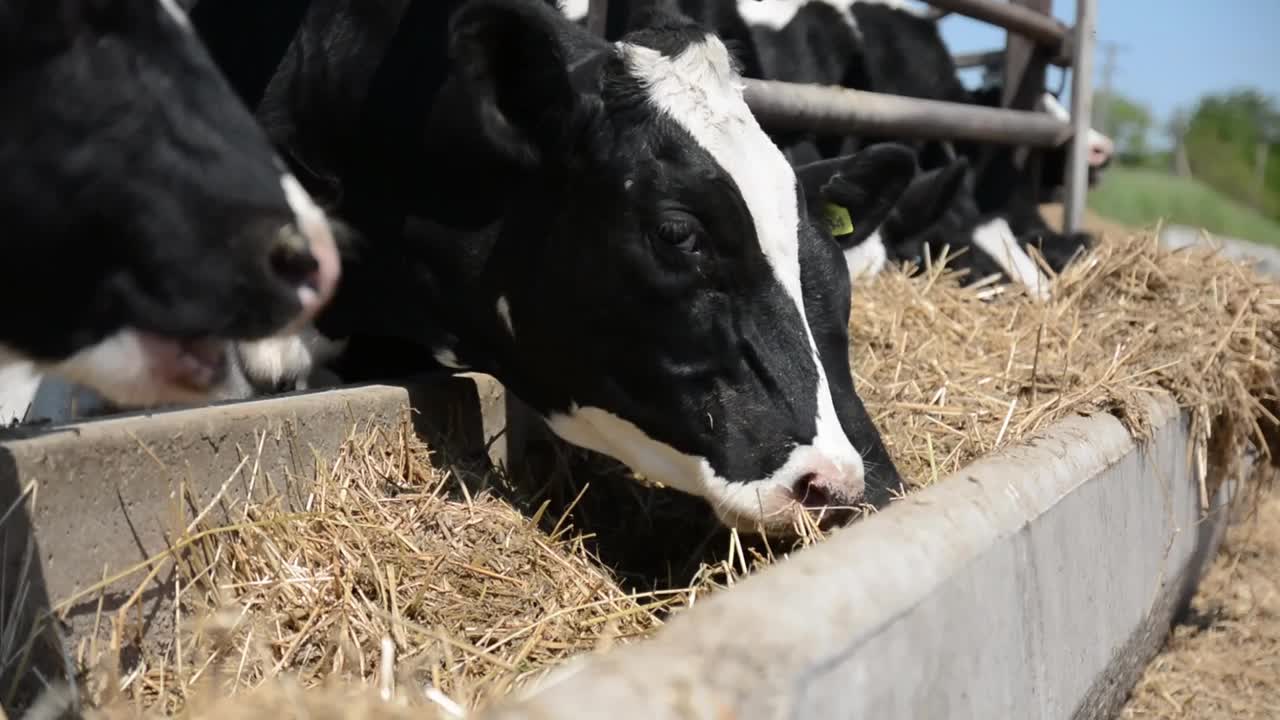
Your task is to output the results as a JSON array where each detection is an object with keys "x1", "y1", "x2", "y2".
[
  {"x1": 1253, "y1": 106, "x2": 1276, "y2": 206},
  {"x1": 1170, "y1": 110, "x2": 1192, "y2": 178},
  {"x1": 1095, "y1": 41, "x2": 1128, "y2": 137}
]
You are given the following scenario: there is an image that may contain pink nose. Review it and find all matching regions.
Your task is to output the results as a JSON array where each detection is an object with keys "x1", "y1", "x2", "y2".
[
  {"x1": 1088, "y1": 133, "x2": 1115, "y2": 168},
  {"x1": 274, "y1": 175, "x2": 341, "y2": 330},
  {"x1": 792, "y1": 460, "x2": 866, "y2": 511},
  {"x1": 268, "y1": 224, "x2": 340, "y2": 329}
]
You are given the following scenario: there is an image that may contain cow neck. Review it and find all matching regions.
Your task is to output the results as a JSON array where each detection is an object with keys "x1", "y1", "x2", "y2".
[
  {"x1": 567, "y1": 47, "x2": 610, "y2": 92},
  {"x1": 190, "y1": 0, "x2": 313, "y2": 111},
  {"x1": 340, "y1": 0, "x2": 467, "y2": 239}
]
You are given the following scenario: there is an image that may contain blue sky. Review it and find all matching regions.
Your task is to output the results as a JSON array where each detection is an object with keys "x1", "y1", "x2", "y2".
[{"x1": 929, "y1": 0, "x2": 1280, "y2": 132}]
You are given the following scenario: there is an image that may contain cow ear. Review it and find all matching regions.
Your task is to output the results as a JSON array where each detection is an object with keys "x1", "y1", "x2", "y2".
[
  {"x1": 793, "y1": 156, "x2": 848, "y2": 205},
  {"x1": 816, "y1": 143, "x2": 918, "y2": 247},
  {"x1": 449, "y1": 0, "x2": 583, "y2": 167},
  {"x1": 891, "y1": 157, "x2": 971, "y2": 233}
]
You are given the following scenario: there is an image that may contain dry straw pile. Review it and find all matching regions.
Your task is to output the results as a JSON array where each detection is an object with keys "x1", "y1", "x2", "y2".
[{"x1": 35, "y1": 222, "x2": 1280, "y2": 719}]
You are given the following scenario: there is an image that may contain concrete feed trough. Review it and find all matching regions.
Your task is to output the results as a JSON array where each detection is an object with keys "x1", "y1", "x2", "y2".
[
  {"x1": 478, "y1": 397, "x2": 1236, "y2": 720},
  {"x1": 0, "y1": 379, "x2": 1240, "y2": 720}
]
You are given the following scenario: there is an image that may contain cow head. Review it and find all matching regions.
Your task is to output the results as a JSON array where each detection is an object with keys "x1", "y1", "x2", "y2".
[
  {"x1": 444, "y1": 0, "x2": 914, "y2": 534},
  {"x1": 1037, "y1": 92, "x2": 1114, "y2": 177},
  {"x1": 860, "y1": 156, "x2": 979, "y2": 280},
  {"x1": 824, "y1": 155, "x2": 1061, "y2": 302},
  {"x1": 0, "y1": 0, "x2": 339, "y2": 407}
]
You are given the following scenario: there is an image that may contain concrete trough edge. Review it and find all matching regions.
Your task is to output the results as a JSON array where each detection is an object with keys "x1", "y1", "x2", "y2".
[
  {"x1": 479, "y1": 394, "x2": 1237, "y2": 720},
  {"x1": 0, "y1": 376, "x2": 517, "y2": 698}
]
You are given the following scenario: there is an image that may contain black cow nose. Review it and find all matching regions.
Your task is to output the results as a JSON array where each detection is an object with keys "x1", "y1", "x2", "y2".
[{"x1": 269, "y1": 227, "x2": 320, "y2": 291}]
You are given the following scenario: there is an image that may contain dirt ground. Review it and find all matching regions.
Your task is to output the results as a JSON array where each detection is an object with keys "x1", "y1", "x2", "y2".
[
  {"x1": 1039, "y1": 202, "x2": 1143, "y2": 240},
  {"x1": 1119, "y1": 484, "x2": 1280, "y2": 718}
]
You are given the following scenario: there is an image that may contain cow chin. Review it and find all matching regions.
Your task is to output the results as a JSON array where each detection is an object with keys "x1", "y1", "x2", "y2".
[
  {"x1": 713, "y1": 496, "x2": 810, "y2": 536},
  {"x1": 544, "y1": 403, "x2": 867, "y2": 536}
]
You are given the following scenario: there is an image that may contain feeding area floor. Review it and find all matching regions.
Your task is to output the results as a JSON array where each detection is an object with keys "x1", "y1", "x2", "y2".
[
  {"x1": 1121, "y1": 483, "x2": 1280, "y2": 719},
  {"x1": 18, "y1": 217, "x2": 1280, "y2": 719}
]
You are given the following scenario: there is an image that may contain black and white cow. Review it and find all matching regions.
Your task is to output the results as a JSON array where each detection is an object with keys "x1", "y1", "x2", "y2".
[
  {"x1": 0, "y1": 0, "x2": 340, "y2": 408},
  {"x1": 835, "y1": 0, "x2": 1105, "y2": 292},
  {"x1": 582, "y1": 0, "x2": 1103, "y2": 298},
  {"x1": 188, "y1": 0, "x2": 917, "y2": 534}
]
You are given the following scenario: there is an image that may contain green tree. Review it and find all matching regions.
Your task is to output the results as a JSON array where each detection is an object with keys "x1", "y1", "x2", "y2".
[
  {"x1": 1183, "y1": 89, "x2": 1280, "y2": 221},
  {"x1": 1093, "y1": 91, "x2": 1152, "y2": 163}
]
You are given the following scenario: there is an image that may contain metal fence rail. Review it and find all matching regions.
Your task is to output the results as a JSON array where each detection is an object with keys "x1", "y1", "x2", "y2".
[
  {"x1": 743, "y1": 80, "x2": 1072, "y2": 148},
  {"x1": 581, "y1": 0, "x2": 1097, "y2": 234}
]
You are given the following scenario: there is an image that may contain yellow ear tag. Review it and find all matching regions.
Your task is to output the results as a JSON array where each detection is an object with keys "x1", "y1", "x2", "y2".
[{"x1": 823, "y1": 202, "x2": 854, "y2": 237}]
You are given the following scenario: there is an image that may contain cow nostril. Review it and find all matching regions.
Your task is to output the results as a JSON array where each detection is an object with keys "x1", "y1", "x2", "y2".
[
  {"x1": 793, "y1": 473, "x2": 832, "y2": 509},
  {"x1": 269, "y1": 228, "x2": 320, "y2": 291}
]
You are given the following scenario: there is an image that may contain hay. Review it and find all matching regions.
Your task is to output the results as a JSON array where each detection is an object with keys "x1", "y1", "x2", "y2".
[
  {"x1": 850, "y1": 224, "x2": 1280, "y2": 499},
  {"x1": 38, "y1": 223, "x2": 1280, "y2": 718},
  {"x1": 58, "y1": 418, "x2": 681, "y2": 718}
]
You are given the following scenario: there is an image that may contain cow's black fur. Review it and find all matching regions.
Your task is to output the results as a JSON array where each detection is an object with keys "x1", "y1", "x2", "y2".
[{"x1": 0, "y1": 0, "x2": 336, "y2": 405}]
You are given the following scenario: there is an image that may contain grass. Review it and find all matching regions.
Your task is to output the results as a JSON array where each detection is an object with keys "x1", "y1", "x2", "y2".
[{"x1": 1088, "y1": 166, "x2": 1280, "y2": 248}]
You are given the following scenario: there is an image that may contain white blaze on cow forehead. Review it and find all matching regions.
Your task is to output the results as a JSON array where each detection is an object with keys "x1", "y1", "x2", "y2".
[
  {"x1": 621, "y1": 38, "x2": 805, "y2": 321},
  {"x1": 971, "y1": 217, "x2": 1052, "y2": 302},
  {"x1": 158, "y1": 0, "x2": 192, "y2": 30},
  {"x1": 844, "y1": 230, "x2": 888, "y2": 283}
]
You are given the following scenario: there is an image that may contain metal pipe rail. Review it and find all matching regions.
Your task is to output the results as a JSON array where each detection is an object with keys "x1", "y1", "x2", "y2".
[
  {"x1": 742, "y1": 79, "x2": 1073, "y2": 148},
  {"x1": 922, "y1": 0, "x2": 1069, "y2": 48},
  {"x1": 953, "y1": 49, "x2": 1070, "y2": 69},
  {"x1": 1063, "y1": 0, "x2": 1097, "y2": 233}
]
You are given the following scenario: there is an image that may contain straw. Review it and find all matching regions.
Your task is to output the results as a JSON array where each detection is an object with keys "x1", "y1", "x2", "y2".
[{"x1": 25, "y1": 217, "x2": 1280, "y2": 718}]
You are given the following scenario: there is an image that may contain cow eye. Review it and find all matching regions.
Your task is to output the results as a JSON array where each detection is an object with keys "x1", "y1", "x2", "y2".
[{"x1": 657, "y1": 220, "x2": 703, "y2": 255}]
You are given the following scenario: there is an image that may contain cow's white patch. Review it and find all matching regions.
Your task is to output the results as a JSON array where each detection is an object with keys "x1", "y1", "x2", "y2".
[
  {"x1": 34, "y1": 330, "x2": 190, "y2": 407},
  {"x1": 496, "y1": 296, "x2": 514, "y2": 337},
  {"x1": 559, "y1": 0, "x2": 589, "y2": 22},
  {"x1": 738, "y1": 0, "x2": 859, "y2": 31},
  {"x1": 548, "y1": 403, "x2": 864, "y2": 532},
  {"x1": 231, "y1": 328, "x2": 347, "y2": 396},
  {"x1": 849, "y1": 0, "x2": 930, "y2": 16},
  {"x1": 1037, "y1": 93, "x2": 1115, "y2": 167},
  {"x1": 2, "y1": 334, "x2": 204, "y2": 408},
  {"x1": 433, "y1": 347, "x2": 467, "y2": 370},
  {"x1": 157, "y1": 0, "x2": 191, "y2": 30},
  {"x1": 0, "y1": 361, "x2": 41, "y2": 425},
  {"x1": 281, "y1": 173, "x2": 326, "y2": 233},
  {"x1": 1038, "y1": 92, "x2": 1067, "y2": 119},
  {"x1": 971, "y1": 217, "x2": 1052, "y2": 301},
  {"x1": 738, "y1": 0, "x2": 805, "y2": 30},
  {"x1": 616, "y1": 38, "x2": 867, "y2": 524},
  {"x1": 278, "y1": 173, "x2": 340, "y2": 324},
  {"x1": 844, "y1": 230, "x2": 888, "y2": 283}
]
